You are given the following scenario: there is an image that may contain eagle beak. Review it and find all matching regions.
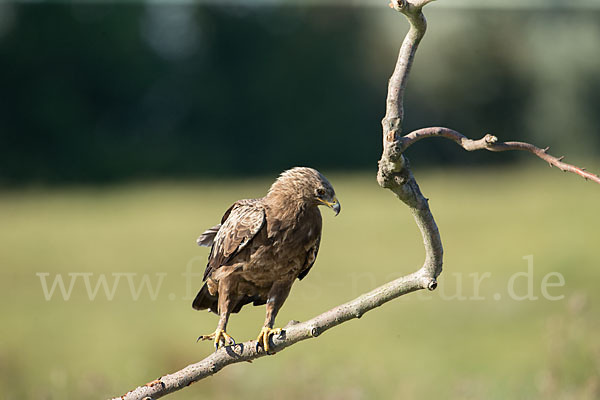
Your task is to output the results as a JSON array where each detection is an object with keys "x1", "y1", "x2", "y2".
[
  {"x1": 318, "y1": 197, "x2": 341, "y2": 216},
  {"x1": 332, "y1": 198, "x2": 341, "y2": 216}
]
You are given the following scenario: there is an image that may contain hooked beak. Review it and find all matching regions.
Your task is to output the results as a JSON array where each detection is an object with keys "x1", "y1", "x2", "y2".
[{"x1": 318, "y1": 197, "x2": 341, "y2": 216}]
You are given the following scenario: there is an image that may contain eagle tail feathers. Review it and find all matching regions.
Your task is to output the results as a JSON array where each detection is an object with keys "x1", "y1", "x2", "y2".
[
  {"x1": 196, "y1": 224, "x2": 221, "y2": 247},
  {"x1": 192, "y1": 284, "x2": 265, "y2": 314},
  {"x1": 192, "y1": 283, "x2": 218, "y2": 313}
]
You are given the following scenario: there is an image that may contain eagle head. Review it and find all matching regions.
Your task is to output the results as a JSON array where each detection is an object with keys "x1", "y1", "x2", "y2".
[{"x1": 268, "y1": 167, "x2": 340, "y2": 216}]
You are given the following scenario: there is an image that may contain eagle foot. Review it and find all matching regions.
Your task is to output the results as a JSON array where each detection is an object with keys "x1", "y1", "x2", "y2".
[
  {"x1": 197, "y1": 329, "x2": 235, "y2": 350},
  {"x1": 256, "y1": 327, "x2": 282, "y2": 353}
]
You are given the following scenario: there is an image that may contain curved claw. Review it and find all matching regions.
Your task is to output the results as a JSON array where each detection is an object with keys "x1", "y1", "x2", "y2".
[
  {"x1": 256, "y1": 326, "x2": 282, "y2": 353},
  {"x1": 197, "y1": 329, "x2": 235, "y2": 350}
]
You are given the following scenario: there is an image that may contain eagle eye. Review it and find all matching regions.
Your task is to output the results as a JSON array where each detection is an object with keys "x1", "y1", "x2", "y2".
[{"x1": 315, "y1": 187, "x2": 326, "y2": 198}]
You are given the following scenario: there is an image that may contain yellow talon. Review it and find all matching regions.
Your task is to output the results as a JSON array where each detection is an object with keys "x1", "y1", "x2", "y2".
[
  {"x1": 197, "y1": 329, "x2": 235, "y2": 350},
  {"x1": 256, "y1": 326, "x2": 282, "y2": 353}
]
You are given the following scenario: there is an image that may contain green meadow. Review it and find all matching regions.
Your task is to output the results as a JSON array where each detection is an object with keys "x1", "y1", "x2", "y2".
[{"x1": 1, "y1": 164, "x2": 599, "y2": 399}]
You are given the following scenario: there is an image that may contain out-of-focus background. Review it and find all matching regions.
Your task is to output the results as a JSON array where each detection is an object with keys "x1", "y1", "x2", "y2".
[{"x1": 1, "y1": 1, "x2": 599, "y2": 399}]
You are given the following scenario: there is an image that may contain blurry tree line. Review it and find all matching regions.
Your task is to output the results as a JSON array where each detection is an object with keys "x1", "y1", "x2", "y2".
[{"x1": 1, "y1": 3, "x2": 599, "y2": 185}]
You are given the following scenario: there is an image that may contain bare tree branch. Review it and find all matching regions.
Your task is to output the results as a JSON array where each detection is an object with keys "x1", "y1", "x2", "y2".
[
  {"x1": 111, "y1": 271, "x2": 430, "y2": 400},
  {"x1": 401, "y1": 127, "x2": 600, "y2": 184},
  {"x1": 384, "y1": 0, "x2": 427, "y2": 129},
  {"x1": 378, "y1": 0, "x2": 443, "y2": 285},
  {"x1": 110, "y1": 1, "x2": 597, "y2": 398}
]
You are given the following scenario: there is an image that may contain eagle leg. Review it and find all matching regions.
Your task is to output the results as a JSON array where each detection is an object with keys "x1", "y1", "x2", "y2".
[
  {"x1": 198, "y1": 289, "x2": 236, "y2": 351},
  {"x1": 256, "y1": 281, "x2": 292, "y2": 353}
]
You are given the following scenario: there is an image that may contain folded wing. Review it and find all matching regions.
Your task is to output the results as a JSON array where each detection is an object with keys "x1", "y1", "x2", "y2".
[{"x1": 203, "y1": 199, "x2": 266, "y2": 281}]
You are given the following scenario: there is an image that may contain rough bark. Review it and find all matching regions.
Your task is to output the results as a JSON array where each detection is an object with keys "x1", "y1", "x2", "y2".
[{"x1": 110, "y1": 1, "x2": 598, "y2": 399}]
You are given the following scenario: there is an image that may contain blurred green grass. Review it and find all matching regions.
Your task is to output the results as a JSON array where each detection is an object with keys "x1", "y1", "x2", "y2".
[{"x1": 1, "y1": 164, "x2": 599, "y2": 399}]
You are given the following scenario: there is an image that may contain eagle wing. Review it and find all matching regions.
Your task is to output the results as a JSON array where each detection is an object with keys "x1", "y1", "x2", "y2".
[
  {"x1": 298, "y1": 234, "x2": 321, "y2": 281},
  {"x1": 203, "y1": 199, "x2": 266, "y2": 281}
]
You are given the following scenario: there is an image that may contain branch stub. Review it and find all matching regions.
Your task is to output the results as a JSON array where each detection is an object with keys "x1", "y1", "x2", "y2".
[{"x1": 427, "y1": 279, "x2": 438, "y2": 291}]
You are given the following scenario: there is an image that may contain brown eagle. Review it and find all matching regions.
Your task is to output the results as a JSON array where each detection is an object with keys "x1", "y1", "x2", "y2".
[{"x1": 193, "y1": 167, "x2": 340, "y2": 351}]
